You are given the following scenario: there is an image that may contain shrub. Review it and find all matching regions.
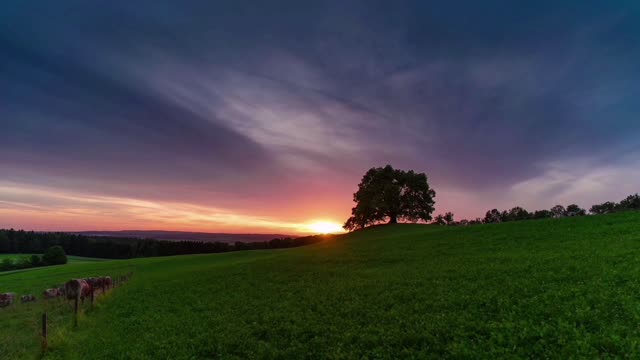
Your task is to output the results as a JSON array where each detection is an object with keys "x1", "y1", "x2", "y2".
[
  {"x1": 30, "y1": 254, "x2": 42, "y2": 267},
  {"x1": 0, "y1": 258, "x2": 13, "y2": 271},
  {"x1": 42, "y1": 245, "x2": 68, "y2": 265}
]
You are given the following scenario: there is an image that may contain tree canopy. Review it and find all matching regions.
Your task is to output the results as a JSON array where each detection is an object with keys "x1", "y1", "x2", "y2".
[
  {"x1": 42, "y1": 245, "x2": 68, "y2": 265},
  {"x1": 566, "y1": 204, "x2": 587, "y2": 217},
  {"x1": 344, "y1": 165, "x2": 436, "y2": 231}
]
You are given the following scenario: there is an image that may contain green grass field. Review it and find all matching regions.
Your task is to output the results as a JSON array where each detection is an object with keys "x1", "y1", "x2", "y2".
[
  {"x1": 0, "y1": 255, "x2": 110, "y2": 276},
  {"x1": 0, "y1": 254, "x2": 109, "y2": 264},
  {"x1": 3, "y1": 212, "x2": 640, "y2": 359}
]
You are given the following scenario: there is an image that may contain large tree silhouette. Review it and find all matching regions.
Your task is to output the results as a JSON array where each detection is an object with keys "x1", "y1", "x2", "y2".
[{"x1": 343, "y1": 165, "x2": 436, "y2": 231}]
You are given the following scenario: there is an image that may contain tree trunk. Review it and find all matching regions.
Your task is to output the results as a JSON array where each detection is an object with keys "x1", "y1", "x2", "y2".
[{"x1": 388, "y1": 216, "x2": 398, "y2": 224}]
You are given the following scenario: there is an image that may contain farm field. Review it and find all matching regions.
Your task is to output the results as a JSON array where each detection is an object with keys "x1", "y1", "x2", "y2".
[
  {"x1": 0, "y1": 254, "x2": 109, "y2": 264},
  {"x1": 3, "y1": 212, "x2": 640, "y2": 359},
  {"x1": 0, "y1": 255, "x2": 110, "y2": 276}
]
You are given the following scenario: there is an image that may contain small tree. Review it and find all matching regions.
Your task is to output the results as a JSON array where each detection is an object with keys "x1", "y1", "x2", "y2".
[
  {"x1": 532, "y1": 209, "x2": 553, "y2": 219},
  {"x1": 443, "y1": 212, "x2": 455, "y2": 225},
  {"x1": 590, "y1": 201, "x2": 618, "y2": 215},
  {"x1": 618, "y1": 194, "x2": 640, "y2": 211},
  {"x1": 506, "y1": 207, "x2": 530, "y2": 221},
  {"x1": 0, "y1": 258, "x2": 13, "y2": 271},
  {"x1": 343, "y1": 165, "x2": 436, "y2": 231},
  {"x1": 566, "y1": 204, "x2": 586, "y2": 216},
  {"x1": 550, "y1": 205, "x2": 567, "y2": 218},
  {"x1": 433, "y1": 214, "x2": 446, "y2": 225},
  {"x1": 30, "y1": 254, "x2": 42, "y2": 267},
  {"x1": 484, "y1": 209, "x2": 502, "y2": 224},
  {"x1": 42, "y1": 245, "x2": 67, "y2": 265}
]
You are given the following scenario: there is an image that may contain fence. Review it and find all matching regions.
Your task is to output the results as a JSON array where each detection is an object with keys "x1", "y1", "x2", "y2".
[{"x1": 0, "y1": 271, "x2": 134, "y2": 357}]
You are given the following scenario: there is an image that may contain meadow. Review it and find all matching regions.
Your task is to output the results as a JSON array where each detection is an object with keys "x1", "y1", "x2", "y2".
[
  {"x1": 0, "y1": 254, "x2": 109, "y2": 264},
  {"x1": 3, "y1": 212, "x2": 640, "y2": 359}
]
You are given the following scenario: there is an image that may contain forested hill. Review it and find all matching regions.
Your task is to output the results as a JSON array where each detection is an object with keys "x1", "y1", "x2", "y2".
[
  {"x1": 76, "y1": 230, "x2": 291, "y2": 243},
  {"x1": 0, "y1": 229, "x2": 327, "y2": 259}
]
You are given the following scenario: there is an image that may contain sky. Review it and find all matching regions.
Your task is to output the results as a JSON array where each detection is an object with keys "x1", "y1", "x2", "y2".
[{"x1": 2, "y1": 1, "x2": 640, "y2": 234}]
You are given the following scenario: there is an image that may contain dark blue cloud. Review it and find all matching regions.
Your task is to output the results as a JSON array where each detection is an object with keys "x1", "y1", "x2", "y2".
[{"x1": 2, "y1": 0, "x2": 640, "y2": 218}]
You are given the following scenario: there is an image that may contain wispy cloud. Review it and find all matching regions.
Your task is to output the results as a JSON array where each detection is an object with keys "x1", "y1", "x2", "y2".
[
  {"x1": 1, "y1": 1, "x2": 640, "y2": 229},
  {"x1": 510, "y1": 152, "x2": 640, "y2": 210}
]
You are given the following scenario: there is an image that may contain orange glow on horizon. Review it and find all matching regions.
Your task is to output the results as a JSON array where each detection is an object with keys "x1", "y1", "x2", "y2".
[
  {"x1": 305, "y1": 221, "x2": 345, "y2": 234},
  {"x1": 0, "y1": 182, "x2": 350, "y2": 235}
]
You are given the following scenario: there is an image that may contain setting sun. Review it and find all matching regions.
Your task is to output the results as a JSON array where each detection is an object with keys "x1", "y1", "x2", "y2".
[{"x1": 307, "y1": 221, "x2": 344, "y2": 234}]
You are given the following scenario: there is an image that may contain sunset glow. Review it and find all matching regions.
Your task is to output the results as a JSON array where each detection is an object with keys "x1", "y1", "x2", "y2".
[
  {"x1": 306, "y1": 221, "x2": 345, "y2": 234},
  {"x1": 0, "y1": 182, "x2": 337, "y2": 234}
]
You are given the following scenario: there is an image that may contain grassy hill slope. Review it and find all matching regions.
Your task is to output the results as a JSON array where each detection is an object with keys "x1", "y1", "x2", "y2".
[
  {"x1": 0, "y1": 255, "x2": 109, "y2": 276},
  {"x1": 3, "y1": 212, "x2": 640, "y2": 359},
  {"x1": 0, "y1": 254, "x2": 109, "y2": 264}
]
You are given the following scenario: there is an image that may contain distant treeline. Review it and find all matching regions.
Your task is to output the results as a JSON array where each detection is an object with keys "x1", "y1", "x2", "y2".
[
  {"x1": 433, "y1": 193, "x2": 640, "y2": 226},
  {"x1": 0, "y1": 230, "x2": 328, "y2": 259},
  {"x1": 0, "y1": 245, "x2": 67, "y2": 272}
]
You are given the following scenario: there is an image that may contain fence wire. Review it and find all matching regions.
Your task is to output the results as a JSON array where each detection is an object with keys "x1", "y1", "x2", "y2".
[{"x1": 0, "y1": 269, "x2": 134, "y2": 359}]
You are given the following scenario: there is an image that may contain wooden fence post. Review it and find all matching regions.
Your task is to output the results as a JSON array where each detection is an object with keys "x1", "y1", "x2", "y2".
[
  {"x1": 74, "y1": 295, "x2": 79, "y2": 327},
  {"x1": 41, "y1": 312, "x2": 48, "y2": 351}
]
